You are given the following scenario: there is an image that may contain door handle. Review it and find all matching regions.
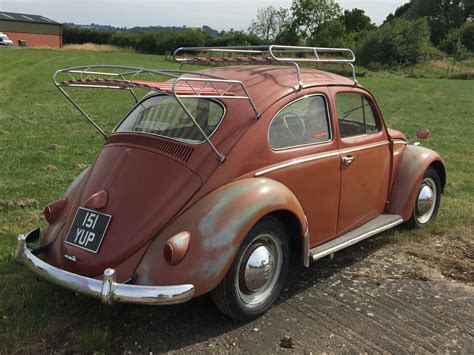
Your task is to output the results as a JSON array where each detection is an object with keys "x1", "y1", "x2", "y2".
[{"x1": 341, "y1": 155, "x2": 356, "y2": 164}]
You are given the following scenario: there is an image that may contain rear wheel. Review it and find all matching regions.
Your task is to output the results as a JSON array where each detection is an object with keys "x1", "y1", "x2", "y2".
[
  {"x1": 405, "y1": 167, "x2": 441, "y2": 229},
  {"x1": 211, "y1": 216, "x2": 290, "y2": 320}
]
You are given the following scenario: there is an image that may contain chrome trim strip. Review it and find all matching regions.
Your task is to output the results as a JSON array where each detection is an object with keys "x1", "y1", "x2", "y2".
[
  {"x1": 392, "y1": 140, "x2": 407, "y2": 145},
  {"x1": 255, "y1": 151, "x2": 339, "y2": 176},
  {"x1": 340, "y1": 141, "x2": 390, "y2": 154},
  {"x1": 16, "y1": 230, "x2": 195, "y2": 305},
  {"x1": 310, "y1": 216, "x2": 403, "y2": 261},
  {"x1": 256, "y1": 141, "x2": 389, "y2": 176},
  {"x1": 303, "y1": 217, "x2": 310, "y2": 268}
]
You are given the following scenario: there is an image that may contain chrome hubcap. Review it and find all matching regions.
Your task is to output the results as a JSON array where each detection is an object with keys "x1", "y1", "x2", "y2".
[
  {"x1": 243, "y1": 245, "x2": 274, "y2": 292},
  {"x1": 237, "y1": 234, "x2": 282, "y2": 305},
  {"x1": 416, "y1": 177, "x2": 437, "y2": 224}
]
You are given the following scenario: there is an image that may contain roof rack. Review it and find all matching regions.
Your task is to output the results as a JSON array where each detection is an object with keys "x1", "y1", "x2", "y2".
[
  {"x1": 53, "y1": 65, "x2": 262, "y2": 162},
  {"x1": 53, "y1": 46, "x2": 357, "y2": 163},
  {"x1": 173, "y1": 45, "x2": 357, "y2": 88}
]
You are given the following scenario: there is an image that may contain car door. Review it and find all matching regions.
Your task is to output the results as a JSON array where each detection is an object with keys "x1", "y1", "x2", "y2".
[
  {"x1": 263, "y1": 90, "x2": 341, "y2": 246},
  {"x1": 331, "y1": 87, "x2": 391, "y2": 236}
]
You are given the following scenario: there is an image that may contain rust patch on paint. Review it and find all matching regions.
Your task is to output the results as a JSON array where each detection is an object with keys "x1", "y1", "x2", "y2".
[
  {"x1": 389, "y1": 145, "x2": 445, "y2": 220},
  {"x1": 135, "y1": 178, "x2": 306, "y2": 296}
]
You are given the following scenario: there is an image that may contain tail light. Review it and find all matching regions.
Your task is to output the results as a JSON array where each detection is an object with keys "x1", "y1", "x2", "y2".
[
  {"x1": 44, "y1": 198, "x2": 67, "y2": 224},
  {"x1": 163, "y1": 231, "x2": 190, "y2": 266}
]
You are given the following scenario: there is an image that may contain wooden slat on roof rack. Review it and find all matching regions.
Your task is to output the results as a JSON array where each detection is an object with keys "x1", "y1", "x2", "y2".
[{"x1": 60, "y1": 79, "x2": 236, "y2": 96}]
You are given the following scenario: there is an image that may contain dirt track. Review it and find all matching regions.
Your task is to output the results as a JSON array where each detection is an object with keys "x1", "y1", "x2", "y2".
[
  {"x1": 114, "y1": 234, "x2": 474, "y2": 353},
  {"x1": 29, "y1": 232, "x2": 473, "y2": 354}
]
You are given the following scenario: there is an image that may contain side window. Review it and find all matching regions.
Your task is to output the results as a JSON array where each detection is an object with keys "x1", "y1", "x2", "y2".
[
  {"x1": 336, "y1": 93, "x2": 379, "y2": 138},
  {"x1": 269, "y1": 95, "x2": 330, "y2": 150}
]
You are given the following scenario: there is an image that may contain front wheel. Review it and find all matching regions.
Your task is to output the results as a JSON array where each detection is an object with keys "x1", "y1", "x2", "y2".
[
  {"x1": 211, "y1": 216, "x2": 290, "y2": 320},
  {"x1": 405, "y1": 167, "x2": 442, "y2": 229}
]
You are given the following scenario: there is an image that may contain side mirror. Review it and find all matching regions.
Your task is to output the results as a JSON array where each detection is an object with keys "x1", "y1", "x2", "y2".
[{"x1": 416, "y1": 129, "x2": 430, "y2": 139}]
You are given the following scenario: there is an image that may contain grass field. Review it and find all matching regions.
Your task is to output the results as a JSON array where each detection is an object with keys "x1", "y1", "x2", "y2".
[{"x1": 0, "y1": 48, "x2": 473, "y2": 352}]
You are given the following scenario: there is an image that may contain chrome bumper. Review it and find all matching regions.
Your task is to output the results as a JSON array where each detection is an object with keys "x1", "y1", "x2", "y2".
[{"x1": 15, "y1": 230, "x2": 195, "y2": 305}]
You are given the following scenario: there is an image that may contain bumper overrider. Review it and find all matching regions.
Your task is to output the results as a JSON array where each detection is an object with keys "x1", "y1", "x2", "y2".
[{"x1": 15, "y1": 229, "x2": 195, "y2": 305}]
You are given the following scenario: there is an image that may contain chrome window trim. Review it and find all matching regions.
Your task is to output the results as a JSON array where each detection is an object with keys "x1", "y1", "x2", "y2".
[
  {"x1": 255, "y1": 141, "x2": 390, "y2": 176},
  {"x1": 341, "y1": 132, "x2": 371, "y2": 140},
  {"x1": 113, "y1": 94, "x2": 227, "y2": 146},
  {"x1": 267, "y1": 94, "x2": 333, "y2": 151}
]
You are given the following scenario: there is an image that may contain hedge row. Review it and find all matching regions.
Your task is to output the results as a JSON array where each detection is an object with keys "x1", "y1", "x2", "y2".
[{"x1": 63, "y1": 27, "x2": 264, "y2": 55}]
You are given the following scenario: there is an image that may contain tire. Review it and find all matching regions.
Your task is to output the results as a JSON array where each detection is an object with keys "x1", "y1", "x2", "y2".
[
  {"x1": 211, "y1": 216, "x2": 290, "y2": 321},
  {"x1": 404, "y1": 167, "x2": 442, "y2": 229}
]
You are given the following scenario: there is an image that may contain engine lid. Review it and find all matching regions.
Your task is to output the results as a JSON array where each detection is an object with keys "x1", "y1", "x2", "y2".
[{"x1": 58, "y1": 144, "x2": 201, "y2": 277}]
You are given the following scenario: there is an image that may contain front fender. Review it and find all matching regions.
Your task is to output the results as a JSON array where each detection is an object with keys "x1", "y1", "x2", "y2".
[
  {"x1": 134, "y1": 178, "x2": 306, "y2": 297},
  {"x1": 388, "y1": 145, "x2": 446, "y2": 220}
]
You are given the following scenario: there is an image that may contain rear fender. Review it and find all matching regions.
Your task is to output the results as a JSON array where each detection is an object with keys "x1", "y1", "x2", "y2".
[
  {"x1": 134, "y1": 178, "x2": 306, "y2": 297},
  {"x1": 42, "y1": 167, "x2": 91, "y2": 267},
  {"x1": 42, "y1": 167, "x2": 90, "y2": 247},
  {"x1": 388, "y1": 145, "x2": 446, "y2": 220}
]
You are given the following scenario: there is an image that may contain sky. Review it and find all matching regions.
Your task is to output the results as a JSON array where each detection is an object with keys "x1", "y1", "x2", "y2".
[{"x1": 0, "y1": 0, "x2": 407, "y2": 30}]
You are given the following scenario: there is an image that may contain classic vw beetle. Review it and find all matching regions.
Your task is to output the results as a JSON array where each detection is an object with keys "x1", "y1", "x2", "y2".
[{"x1": 15, "y1": 46, "x2": 445, "y2": 320}]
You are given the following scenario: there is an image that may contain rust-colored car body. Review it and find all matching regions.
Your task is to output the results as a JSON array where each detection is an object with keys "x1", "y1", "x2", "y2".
[{"x1": 19, "y1": 64, "x2": 445, "y2": 305}]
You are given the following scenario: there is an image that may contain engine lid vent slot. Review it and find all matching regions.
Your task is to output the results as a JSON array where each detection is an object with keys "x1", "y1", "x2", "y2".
[{"x1": 106, "y1": 134, "x2": 194, "y2": 163}]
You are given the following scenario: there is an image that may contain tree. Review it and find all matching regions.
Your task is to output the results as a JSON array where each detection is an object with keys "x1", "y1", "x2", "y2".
[
  {"x1": 311, "y1": 19, "x2": 348, "y2": 47},
  {"x1": 357, "y1": 18, "x2": 434, "y2": 67},
  {"x1": 274, "y1": 22, "x2": 303, "y2": 45},
  {"x1": 291, "y1": 0, "x2": 343, "y2": 42},
  {"x1": 342, "y1": 9, "x2": 376, "y2": 33},
  {"x1": 385, "y1": 3, "x2": 411, "y2": 23},
  {"x1": 409, "y1": 0, "x2": 469, "y2": 44},
  {"x1": 440, "y1": 21, "x2": 474, "y2": 53},
  {"x1": 248, "y1": 6, "x2": 290, "y2": 41},
  {"x1": 384, "y1": 0, "x2": 473, "y2": 45}
]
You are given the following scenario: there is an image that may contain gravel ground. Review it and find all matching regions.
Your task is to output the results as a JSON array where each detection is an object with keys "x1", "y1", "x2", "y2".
[
  {"x1": 113, "y1": 233, "x2": 473, "y2": 353},
  {"x1": 21, "y1": 231, "x2": 473, "y2": 354}
]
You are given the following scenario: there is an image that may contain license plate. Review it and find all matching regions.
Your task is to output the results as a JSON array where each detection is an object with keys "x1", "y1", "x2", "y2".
[{"x1": 65, "y1": 207, "x2": 111, "y2": 253}]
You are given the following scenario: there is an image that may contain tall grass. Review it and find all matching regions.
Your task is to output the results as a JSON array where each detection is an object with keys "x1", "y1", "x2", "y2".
[{"x1": 62, "y1": 43, "x2": 135, "y2": 53}]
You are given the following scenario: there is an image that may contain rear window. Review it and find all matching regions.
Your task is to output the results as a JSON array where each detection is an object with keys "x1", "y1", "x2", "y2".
[{"x1": 115, "y1": 95, "x2": 225, "y2": 144}]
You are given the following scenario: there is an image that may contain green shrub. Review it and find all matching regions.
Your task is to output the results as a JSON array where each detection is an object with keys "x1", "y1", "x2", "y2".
[
  {"x1": 440, "y1": 22, "x2": 474, "y2": 55},
  {"x1": 356, "y1": 18, "x2": 434, "y2": 67},
  {"x1": 109, "y1": 32, "x2": 138, "y2": 48},
  {"x1": 63, "y1": 27, "x2": 112, "y2": 45},
  {"x1": 207, "y1": 30, "x2": 264, "y2": 47},
  {"x1": 63, "y1": 26, "x2": 264, "y2": 55}
]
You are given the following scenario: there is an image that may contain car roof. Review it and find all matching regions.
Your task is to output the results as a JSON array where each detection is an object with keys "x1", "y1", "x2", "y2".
[{"x1": 197, "y1": 65, "x2": 357, "y2": 113}]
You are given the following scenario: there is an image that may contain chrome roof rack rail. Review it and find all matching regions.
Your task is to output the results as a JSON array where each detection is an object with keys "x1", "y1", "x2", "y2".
[
  {"x1": 173, "y1": 45, "x2": 357, "y2": 89},
  {"x1": 53, "y1": 65, "x2": 262, "y2": 163}
]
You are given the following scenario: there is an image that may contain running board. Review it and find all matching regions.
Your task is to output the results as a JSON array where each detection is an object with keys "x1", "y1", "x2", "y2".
[{"x1": 309, "y1": 214, "x2": 403, "y2": 261}]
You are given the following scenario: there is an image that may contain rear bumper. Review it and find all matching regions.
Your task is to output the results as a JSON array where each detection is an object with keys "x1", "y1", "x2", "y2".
[{"x1": 15, "y1": 229, "x2": 195, "y2": 305}]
